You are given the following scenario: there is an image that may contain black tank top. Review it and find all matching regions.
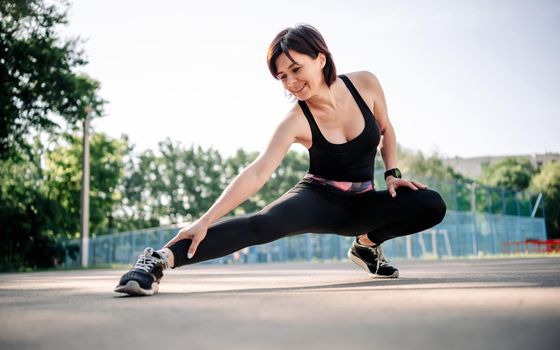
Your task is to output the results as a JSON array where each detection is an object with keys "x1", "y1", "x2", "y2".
[{"x1": 298, "y1": 74, "x2": 381, "y2": 182}]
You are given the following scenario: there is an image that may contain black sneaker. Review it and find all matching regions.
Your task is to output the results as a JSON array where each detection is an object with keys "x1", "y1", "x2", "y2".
[
  {"x1": 348, "y1": 238, "x2": 399, "y2": 278},
  {"x1": 114, "y1": 247, "x2": 169, "y2": 296}
]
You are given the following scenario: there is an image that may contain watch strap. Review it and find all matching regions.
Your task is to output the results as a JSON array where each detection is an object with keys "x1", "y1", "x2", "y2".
[{"x1": 384, "y1": 168, "x2": 402, "y2": 179}]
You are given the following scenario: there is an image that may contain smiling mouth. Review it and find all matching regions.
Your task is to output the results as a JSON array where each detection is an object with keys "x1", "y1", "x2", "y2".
[{"x1": 292, "y1": 84, "x2": 306, "y2": 93}]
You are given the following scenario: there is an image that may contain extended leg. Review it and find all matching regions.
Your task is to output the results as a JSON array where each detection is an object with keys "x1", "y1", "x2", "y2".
[{"x1": 168, "y1": 183, "x2": 357, "y2": 268}]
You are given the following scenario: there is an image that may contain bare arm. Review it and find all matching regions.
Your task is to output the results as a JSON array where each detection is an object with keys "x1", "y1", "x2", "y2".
[
  {"x1": 163, "y1": 113, "x2": 298, "y2": 256},
  {"x1": 367, "y1": 73, "x2": 398, "y2": 172},
  {"x1": 362, "y1": 71, "x2": 427, "y2": 196},
  {"x1": 199, "y1": 116, "x2": 296, "y2": 226},
  {"x1": 197, "y1": 166, "x2": 263, "y2": 226}
]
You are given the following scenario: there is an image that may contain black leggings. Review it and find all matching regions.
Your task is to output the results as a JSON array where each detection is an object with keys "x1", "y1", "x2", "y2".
[{"x1": 168, "y1": 180, "x2": 447, "y2": 268}]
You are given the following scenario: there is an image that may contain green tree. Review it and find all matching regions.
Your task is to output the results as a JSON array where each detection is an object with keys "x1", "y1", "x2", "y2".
[
  {"x1": 530, "y1": 161, "x2": 560, "y2": 238},
  {"x1": 0, "y1": 131, "x2": 129, "y2": 271},
  {"x1": 0, "y1": 0, "x2": 105, "y2": 160},
  {"x1": 43, "y1": 131, "x2": 130, "y2": 237},
  {"x1": 118, "y1": 140, "x2": 226, "y2": 228},
  {"x1": 397, "y1": 146, "x2": 465, "y2": 182},
  {"x1": 396, "y1": 146, "x2": 469, "y2": 211},
  {"x1": 222, "y1": 148, "x2": 259, "y2": 215},
  {"x1": 480, "y1": 157, "x2": 536, "y2": 191},
  {"x1": 118, "y1": 144, "x2": 310, "y2": 227},
  {"x1": 0, "y1": 142, "x2": 65, "y2": 270},
  {"x1": 0, "y1": 0, "x2": 106, "y2": 270}
]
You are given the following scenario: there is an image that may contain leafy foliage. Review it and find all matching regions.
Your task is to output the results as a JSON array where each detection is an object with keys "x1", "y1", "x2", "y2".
[
  {"x1": 398, "y1": 146, "x2": 466, "y2": 182},
  {"x1": 116, "y1": 141, "x2": 309, "y2": 230},
  {"x1": 0, "y1": 132, "x2": 129, "y2": 270},
  {"x1": 0, "y1": 0, "x2": 105, "y2": 159},
  {"x1": 0, "y1": 144, "x2": 64, "y2": 270},
  {"x1": 2, "y1": 1, "x2": 558, "y2": 271},
  {"x1": 480, "y1": 157, "x2": 536, "y2": 191},
  {"x1": 530, "y1": 161, "x2": 560, "y2": 238},
  {"x1": 43, "y1": 132, "x2": 129, "y2": 237}
]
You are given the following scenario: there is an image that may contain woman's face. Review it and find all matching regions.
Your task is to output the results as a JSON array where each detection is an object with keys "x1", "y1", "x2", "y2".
[{"x1": 275, "y1": 49, "x2": 326, "y2": 100}]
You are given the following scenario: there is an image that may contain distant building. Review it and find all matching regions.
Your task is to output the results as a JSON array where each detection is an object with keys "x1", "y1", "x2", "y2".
[{"x1": 442, "y1": 153, "x2": 560, "y2": 179}]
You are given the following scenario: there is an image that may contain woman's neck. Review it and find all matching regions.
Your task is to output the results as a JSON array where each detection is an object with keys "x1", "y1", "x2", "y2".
[{"x1": 305, "y1": 77, "x2": 342, "y2": 113}]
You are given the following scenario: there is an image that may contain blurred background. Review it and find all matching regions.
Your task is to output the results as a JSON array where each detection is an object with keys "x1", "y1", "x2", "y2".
[{"x1": 1, "y1": 0, "x2": 559, "y2": 271}]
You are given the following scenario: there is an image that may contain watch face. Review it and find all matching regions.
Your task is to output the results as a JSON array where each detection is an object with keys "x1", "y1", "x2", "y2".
[{"x1": 385, "y1": 168, "x2": 401, "y2": 179}]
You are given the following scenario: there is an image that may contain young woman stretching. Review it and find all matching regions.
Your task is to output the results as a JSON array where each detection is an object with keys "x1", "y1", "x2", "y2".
[{"x1": 115, "y1": 24, "x2": 446, "y2": 296}]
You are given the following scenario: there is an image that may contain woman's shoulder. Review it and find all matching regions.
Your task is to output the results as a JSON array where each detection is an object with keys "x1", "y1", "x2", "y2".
[
  {"x1": 278, "y1": 102, "x2": 309, "y2": 135},
  {"x1": 342, "y1": 71, "x2": 380, "y2": 91}
]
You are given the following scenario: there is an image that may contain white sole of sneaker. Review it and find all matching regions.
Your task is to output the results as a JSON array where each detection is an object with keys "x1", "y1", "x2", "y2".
[
  {"x1": 114, "y1": 280, "x2": 159, "y2": 296},
  {"x1": 347, "y1": 249, "x2": 399, "y2": 279}
]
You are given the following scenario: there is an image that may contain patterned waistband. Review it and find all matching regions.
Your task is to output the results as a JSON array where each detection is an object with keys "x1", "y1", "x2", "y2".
[{"x1": 302, "y1": 173, "x2": 375, "y2": 193}]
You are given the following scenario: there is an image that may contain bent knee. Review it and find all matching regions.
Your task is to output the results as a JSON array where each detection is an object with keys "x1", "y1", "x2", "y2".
[{"x1": 424, "y1": 189, "x2": 447, "y2": 225}]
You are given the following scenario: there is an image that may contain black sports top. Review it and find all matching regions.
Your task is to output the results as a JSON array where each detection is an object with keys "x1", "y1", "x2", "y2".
[{"x1": 298, "y1": 74, "x2": 381, "y2": 182}]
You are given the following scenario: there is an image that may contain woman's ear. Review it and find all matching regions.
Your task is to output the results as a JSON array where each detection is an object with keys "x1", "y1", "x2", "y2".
[{"x1": 318, "y1": 52, "x2": 326, "y2": 69}]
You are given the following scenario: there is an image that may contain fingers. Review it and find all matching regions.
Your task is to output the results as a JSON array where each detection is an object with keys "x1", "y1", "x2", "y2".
[
  {"x1": 187, "y1": 238, "x2": 201, "y2": 259},
  {"x1": 388, "y1": 183, "x2": 397, "y2": 198},
  {"x1": 162, "y1": 226, "x2": 205, "y2": 259},
  {"x1": 163, "y1": 227, "x2": 188, "y2": 249},
  {"x1": 412, "y1": 180, "x2": 428, "y2": 189},
  {"x1": 388, "y1": 179, "x2": 427, "y2": 198},
  {"x1": 407, "y1": 181, "x2": 419, "y2": 191}
]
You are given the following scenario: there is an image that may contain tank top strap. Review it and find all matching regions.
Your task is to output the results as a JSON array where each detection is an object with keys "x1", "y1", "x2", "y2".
[
  {"x1": 297, "y1": 99, "x2": 323, "y2": 141},
  {"x1": 338, "y1": 74, "x2": 372, "y2": 117}
]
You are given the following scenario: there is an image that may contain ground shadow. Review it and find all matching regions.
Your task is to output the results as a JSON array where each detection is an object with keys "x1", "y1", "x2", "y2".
[{"x1": 112, "y1": 273, "x2": 560, "y2": 298}]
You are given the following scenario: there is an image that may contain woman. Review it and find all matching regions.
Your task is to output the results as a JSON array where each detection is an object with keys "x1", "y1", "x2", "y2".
[{"x1": 115, "y1": 24, "x2": 447, "y2": 296}]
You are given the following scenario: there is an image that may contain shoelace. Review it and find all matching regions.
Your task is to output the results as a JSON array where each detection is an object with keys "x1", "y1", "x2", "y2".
[
  {"x1": 133, "y1": 247, "x2": 168, "y2": 272},
  {"x1": 369, "y1": 245, "x2": 390, "y2": 272}
]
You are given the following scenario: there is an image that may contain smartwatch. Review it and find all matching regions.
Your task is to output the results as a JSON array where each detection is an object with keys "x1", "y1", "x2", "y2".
[{"x1": 384, "y1": 168, "x2": 402, "y2": 179}]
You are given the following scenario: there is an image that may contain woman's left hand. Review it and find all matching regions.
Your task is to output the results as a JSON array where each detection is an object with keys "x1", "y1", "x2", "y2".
[{"x1": 386, "y1": 176, "x2": 428, "y2": 198}]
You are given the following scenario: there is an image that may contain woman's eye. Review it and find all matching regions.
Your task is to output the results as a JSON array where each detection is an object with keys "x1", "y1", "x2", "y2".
[{"x1": 293, "y1": 67, "x2": 300, "y2": 73}]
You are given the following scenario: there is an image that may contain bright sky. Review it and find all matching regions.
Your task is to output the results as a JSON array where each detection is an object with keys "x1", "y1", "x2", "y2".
[{"x1": 62, "y1": 0, "x2": 560, "y2": 159}]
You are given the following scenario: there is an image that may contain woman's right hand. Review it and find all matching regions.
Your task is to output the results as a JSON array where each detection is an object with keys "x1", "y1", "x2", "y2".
[{"x1": 163, "y1": 218, "x2": 210, "y2": 259}]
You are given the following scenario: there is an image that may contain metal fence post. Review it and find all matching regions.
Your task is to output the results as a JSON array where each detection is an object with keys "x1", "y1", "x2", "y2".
[
  {"x1": 108, "y1": 232, "x2": 114, "y2": 265},
  {"x1": 431, "y1": 229, "x2": 438, "y2": 257},
  {"x1": 131, "y1": 233, "x2": 136, "y2": 263},
  {"x1": 406, "y1": 235, "x2": 412, "y2": 259},
  {"x1": 470, "y1": 183, "x2": 478, "y2": 255},
  {"x1": 335, "y1": 236, "x2": 342, "y2": 260},
  {"x1": 487, "y1": 187, "x2": 497, "y2": 254},
  {"x1": 515, "y1": 192, "x2": 522, "y2": 241}
]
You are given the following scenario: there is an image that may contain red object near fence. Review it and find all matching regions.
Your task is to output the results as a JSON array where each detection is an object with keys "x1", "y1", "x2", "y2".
[{"x1": 503, "y1": 239, "x2": 560, "y2": 254}]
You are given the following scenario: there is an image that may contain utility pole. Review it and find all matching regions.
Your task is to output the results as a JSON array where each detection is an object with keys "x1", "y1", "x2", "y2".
[{"x1": 81, "y1": 108, "x2": 91, "y2": 267}]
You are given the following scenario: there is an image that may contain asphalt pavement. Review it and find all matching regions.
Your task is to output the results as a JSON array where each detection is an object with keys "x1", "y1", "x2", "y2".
[{"x1": 1, "y1": 257, "x2": 559, "y2": 350}]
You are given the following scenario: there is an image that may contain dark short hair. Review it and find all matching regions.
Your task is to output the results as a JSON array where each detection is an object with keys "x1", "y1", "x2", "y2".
[{"x1": 267, "y1": 24, "x2": 337, "y2": 87}]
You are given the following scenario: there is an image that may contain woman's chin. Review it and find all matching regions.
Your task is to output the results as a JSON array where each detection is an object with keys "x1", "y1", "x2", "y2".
[{"x1": 295, "y1": 91, "x2": 310, "y2": 101}]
